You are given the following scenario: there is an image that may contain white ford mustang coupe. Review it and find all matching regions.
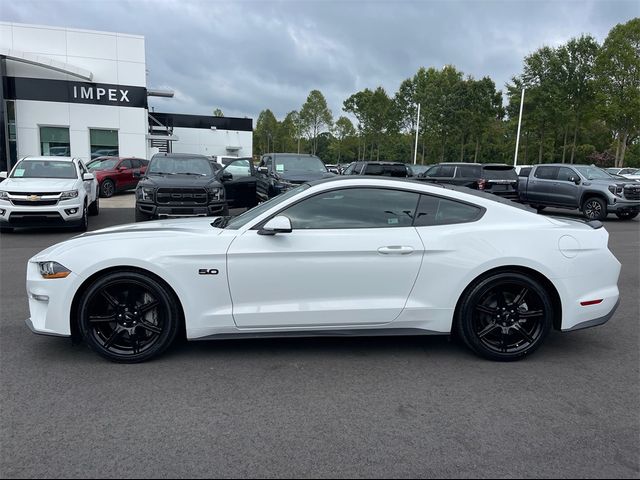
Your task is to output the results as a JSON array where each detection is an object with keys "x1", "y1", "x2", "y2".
[{"x1": 26, "y1": 177, "x2": 621, "y2": 363}]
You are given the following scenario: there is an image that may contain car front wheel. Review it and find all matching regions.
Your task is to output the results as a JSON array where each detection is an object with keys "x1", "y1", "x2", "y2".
[
  {"x1": 100, "y1": 179, "x2": 115, "y2": 198},
  {"x1": 456, "y1": 272, "x2": 553, "y2": 361},
  {"x1": 582, "y1": 197, "x2": 607, "y2": 221},
  {"x1": 77, "y1": 271, "x2": 180, "y2": 363}
]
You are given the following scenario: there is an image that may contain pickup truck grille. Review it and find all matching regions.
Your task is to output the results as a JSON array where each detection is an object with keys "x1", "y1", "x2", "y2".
[
  {"x1": 12, "y1": 199, "x2": 59, "y2": 206},
  {"x1": 624, "y1": 185, "x2": 640, "y2": 200},
  {"x1": 156, "y1": 188, "x2": 208, "y2": 205}
]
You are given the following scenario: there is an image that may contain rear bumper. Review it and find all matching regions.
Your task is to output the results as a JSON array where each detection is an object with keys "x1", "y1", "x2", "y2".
[{"x1": 562, "y1": 299, "x2": 620, "y2": 332}]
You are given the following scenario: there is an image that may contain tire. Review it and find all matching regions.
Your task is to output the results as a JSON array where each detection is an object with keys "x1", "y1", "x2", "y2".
[
  {"x1": 615, "y1": 211, "x2": 639, "y2": 220},
  {"x1": 100, "y1": 179, "x2": 115, "y2": 198},
  {"x1": 75, "y1": 203, "x2": 88, "y2": 232},
  {"x1": 582, "y1": 197, "x2": 607, "y2": 221},
  {"x1": 77, "y1": 270, "x2": 180, "y2": 363},
  {"x1": 456, "y1": 272, "x2": 553, "y2": 361},
  {"x1": 88, "y1": 196, "x2": 100, "y2": 216},
  {"x1": 135, "y1": 208, "x2": 153, "y2": 222}
]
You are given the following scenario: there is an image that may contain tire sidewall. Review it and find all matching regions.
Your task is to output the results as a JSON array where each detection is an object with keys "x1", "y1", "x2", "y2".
[
  {"x1": 78, "y1": 271, "x2": 179, "y2": 363},
  {"x1": 457, "y1": 272, "x2": 553, "y2": 361}
]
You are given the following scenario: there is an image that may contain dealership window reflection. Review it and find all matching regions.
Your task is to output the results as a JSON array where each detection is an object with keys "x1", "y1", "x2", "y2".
[
  {"x1": 40, "y1": 126, "x2": 70, "y2": 156},
  {"x1": 90, "y1": 129, "x2": 119, "y2": 160}
]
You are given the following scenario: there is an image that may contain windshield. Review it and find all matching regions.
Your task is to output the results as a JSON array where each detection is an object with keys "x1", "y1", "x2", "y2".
[
  {"x1": 148, "y1": 156, "x2": 213, "y2": 176},
  {"x1": 274, "y1": 155, "x2": 327, "y2": 173},
  {"x1": 10, "y1": 160, "x2": 77, "y2": 179},
  {"x1": 87, "y1": 158, "x2": 119, "y2": 171},
  {"x1": 574, "y1": 166, "x2": 615, "y2": 181},
  {"x1": 222, "y1": 184, "x2": 310, "y2": 230}
]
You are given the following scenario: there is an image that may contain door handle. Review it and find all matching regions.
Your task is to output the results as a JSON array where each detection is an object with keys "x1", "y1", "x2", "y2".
[{"x1": 378, "y1": 246, "x2": 414, "y2": 255}]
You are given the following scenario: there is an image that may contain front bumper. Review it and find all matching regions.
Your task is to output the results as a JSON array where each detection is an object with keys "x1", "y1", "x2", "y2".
[
  {"x1": 137, "y1": 200, "x2": 227, "y2": 217},
  {"x1": 607, "y1": 197, "x2": 640, "y2": 213},
  {"x1": 0, "y1": 200, "x2": 84, "y2": 227}
]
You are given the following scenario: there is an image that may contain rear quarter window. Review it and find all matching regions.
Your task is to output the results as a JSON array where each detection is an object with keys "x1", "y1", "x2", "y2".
[{"x1": 414, "y1": 194, "x2": 484, "y2": 226}]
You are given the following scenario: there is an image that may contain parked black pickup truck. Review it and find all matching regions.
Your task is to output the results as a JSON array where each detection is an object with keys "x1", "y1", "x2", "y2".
[{"x1": 518, "y1": 164, "x2": 640, "y2": 220}]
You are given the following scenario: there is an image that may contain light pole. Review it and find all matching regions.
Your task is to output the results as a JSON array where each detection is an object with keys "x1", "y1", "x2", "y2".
[{"x1": 413, "y1": 103, "x2": 421, "y2": 165}]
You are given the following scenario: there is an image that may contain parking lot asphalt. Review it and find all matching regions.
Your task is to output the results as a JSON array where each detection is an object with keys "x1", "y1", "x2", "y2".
[{"x1": 0, "y1": 201, "x2": 638, "y2": 478}]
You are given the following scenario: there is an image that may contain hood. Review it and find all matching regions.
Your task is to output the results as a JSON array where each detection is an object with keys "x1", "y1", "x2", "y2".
[
  {"x1": 140, "y1": 174, "x2": 222, "y2": 188},
  {"x1": 0, "y1": 177, "x2": 77, "y2": 192},
  {"x1": 31, "y1": 217, "x2": 224, "y2": 260},
  {"x1": 279, "y1": 171, "x2": 336, "y2": 183}
]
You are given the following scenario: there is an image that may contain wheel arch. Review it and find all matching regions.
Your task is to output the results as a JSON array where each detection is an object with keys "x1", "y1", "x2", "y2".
[
  {"x1": 69, "y1": 265, "x2": 186, "y2": 343},
  {"x1": 579, "y1": 191, "x2": 609, "y2": 208},
  {"x1": 452, "y1": 265, "x2": 563, "y2": 332}
]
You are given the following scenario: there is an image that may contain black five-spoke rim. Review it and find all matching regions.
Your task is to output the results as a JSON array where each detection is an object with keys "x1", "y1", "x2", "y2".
[
  {"x1": 584, "y1": 200, "x2": 601, "y2": 219},
  {"x1": 85, "y1": 280, "x2": 164, "y2": 356},
  {"x1": 472, "y1": 281, "x2": 546, "y2": 355}
]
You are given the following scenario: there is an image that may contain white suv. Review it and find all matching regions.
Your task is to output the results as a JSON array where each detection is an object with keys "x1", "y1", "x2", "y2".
[{"x1": 0, "y1": 156, "x2": 99, "y2": 233}]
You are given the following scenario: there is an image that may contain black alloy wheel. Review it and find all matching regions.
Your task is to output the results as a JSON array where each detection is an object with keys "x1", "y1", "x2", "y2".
[
  {"x1": 582, "y1": 197, "x2": 607, "y2": 221},
  {"x1": 100, "y1": 179, "x2": 115, "y2": 198},
  {"x1": 457, "y1": 272, "x2": 553, "y2": 361},
  {"x1": 78, "y1": 271, "x2": 179, "y2": 363},
  {"x1": 616, "y1": 211, "x2": 639, "y2": 220}
]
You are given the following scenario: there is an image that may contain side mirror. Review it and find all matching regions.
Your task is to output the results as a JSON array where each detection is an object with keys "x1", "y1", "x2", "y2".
[
  {"x1": 0, "y1": 172, "x2": 6, "y2": 179},
  {"x1": 82, "y1": 173, "x2": 95, "y2": 181},
  {"x1": 221, "y1": 172, "x2": 233, "y2": 182},
  {"x1": 258, "y1": 166, "x2": 268, "y2": 174},
  {"x1": 258, "y1": 215, "x2": 292, "y2": 236},
  {"x1": 570, "y1": 176, "x2": 581, "y2": 185}
]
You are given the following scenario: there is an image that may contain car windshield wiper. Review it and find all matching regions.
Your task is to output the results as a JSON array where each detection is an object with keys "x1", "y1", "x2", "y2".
[
  {"x1": 211, "y1": 215, "x2": 232, "y2": 228},
  {"x1": 149, "y1": 171, "x2": 175, "y2": 175},
  {"x1": 177, "y1": 172, "x2": 208, "y2": 176}
]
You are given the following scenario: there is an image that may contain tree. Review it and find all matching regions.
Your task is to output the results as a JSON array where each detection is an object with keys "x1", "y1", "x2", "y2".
[
  {"x1": 254, "y1": 109, "x2": 279, "y2": 156},
  {"x1": 332, "y1": 116, "x2": 356, "y2": 162},
  {"x1": 213, "y1": 108, "x2": 224, "y2": 117},
  {"x1": 300, "y1": 90, "x2": 333, "y2": 155},
  {"x1": 595, "y1": 18, "x2": 640, "y2": 167}
]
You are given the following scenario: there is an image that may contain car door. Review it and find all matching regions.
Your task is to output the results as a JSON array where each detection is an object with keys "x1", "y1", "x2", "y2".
[
  {"x1": 553, "y1": 167, "x2": 581, "y2": 207},
  {"x1": 528, "y1": 166, "x2": 558, "y2": 205},
  {"x1": 226, "y1": 187, "x2": 425, "y2": 328},
  {"x1": 220, "y1": 158, "x2": 258, "y2": 209},
  {"x1": 116, "y1": 159, "x2": 135, "y2": 190}
]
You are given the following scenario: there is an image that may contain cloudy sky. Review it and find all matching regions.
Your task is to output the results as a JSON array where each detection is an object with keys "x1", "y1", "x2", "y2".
[{"x1": 2, "y1": 0, "x2": 638, "y2": 121}]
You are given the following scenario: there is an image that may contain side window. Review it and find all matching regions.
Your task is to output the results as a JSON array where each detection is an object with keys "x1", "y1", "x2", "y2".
[
  {"x1": 354, "y1": 163, "x2": 365, "y2": 175},
  {"x1": 439, "y1": 165, "x2": 456, "y2": 178},
  {"x1": 534, "y1": 166, "x2": 558, "y2": 180},
  {"x1": 424, "y1": 166, "x2": 440, "y2": 178},
  {"x1": 130, "y1": 159, "x2": 142, "y2": 169},
  {"x1": 414, "y1": 194, "x2": 483, "y2": 226},
  {"x1": 280, "y1": 188, "x2": 420, "y2": 229},
  {"x1": 224, "y1": 159, "x2": 252, "y2": 178},
  {"x1": 518, "y1": 167, "x2": 532, "y2": 177},
  {"x1": 343, "y1": 163, "x2": 355, "y2": 175},
  {"x1": 455, "y1": 165, "x2": 479, "y2": 178},
  {"x1": 556, "y1": 167, "x2": 577, "y2": 182},
  {"x1": 78, "y1": 161, "x2": 87, "y2": 177},
  {"x1": 120, "y1": 159, "x2": 133, "y2": 169}
]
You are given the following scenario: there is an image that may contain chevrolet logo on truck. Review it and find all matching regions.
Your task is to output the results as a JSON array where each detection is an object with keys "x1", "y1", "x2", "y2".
[{"x1": 27, "y1": 195, "x2": 41, "y2": 202}]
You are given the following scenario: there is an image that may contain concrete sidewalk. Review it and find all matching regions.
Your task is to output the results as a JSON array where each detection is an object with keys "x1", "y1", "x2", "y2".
[{"x1": 101, "y1": 191, "x2": 135, "y2": 208}]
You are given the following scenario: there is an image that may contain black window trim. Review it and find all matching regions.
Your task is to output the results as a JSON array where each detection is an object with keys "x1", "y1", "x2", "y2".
[{"x1": 251, "y1": 185, "x2": 486, "y2": 231}]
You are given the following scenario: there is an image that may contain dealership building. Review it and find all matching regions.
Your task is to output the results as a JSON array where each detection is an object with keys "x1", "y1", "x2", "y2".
[{"x1": 0, "y1": 22, "x2": 253, "y2": 172}]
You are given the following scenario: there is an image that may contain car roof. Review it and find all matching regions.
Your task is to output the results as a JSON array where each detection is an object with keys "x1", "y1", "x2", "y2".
[
  {"x1": 151, "y1": 153, "x2": 209, "y2": 160},
  {"x1": 361, "y1": 161, "x2": 407, "y2": 165},
  {"x1": 263, "y1": 153, "x2": 320, "y2": 157},
  {"x1": 20, "y1": 156, "x2": 78, "y2": 162}
]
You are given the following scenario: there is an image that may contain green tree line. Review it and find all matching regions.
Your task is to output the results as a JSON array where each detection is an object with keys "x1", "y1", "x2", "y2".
[{"x1": 253, "y1": 18, "x2": 640, "y2": 167}]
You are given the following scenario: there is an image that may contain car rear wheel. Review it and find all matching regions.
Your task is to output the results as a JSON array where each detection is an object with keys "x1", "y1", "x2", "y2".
[
  {"x1": 582, "y1": 197, "x2": 607, "y2": 220},
  {"x1": 615, "y1": 211, "x2": 639, "y2": 220},
  {"x1": 100, "y1": 179, "x2": 115, "y2": 198},
  {"x1": 77, "y1": 271, "x2": 179, "y2": 363},
  {"x1": 456, "y1": 272, "x2": 553, "y2": 361}
]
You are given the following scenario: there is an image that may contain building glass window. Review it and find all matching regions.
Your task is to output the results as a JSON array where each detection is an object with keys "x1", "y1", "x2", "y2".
[
  {"x1": 40, "y1": 126, "x2": 70, "y2": 156},
  {"x1": 6, "y1": 100, "x2": 18, "y2": 170},
  {"x1": 90, "y1": 129, "x2": 119, "y2": 160}
]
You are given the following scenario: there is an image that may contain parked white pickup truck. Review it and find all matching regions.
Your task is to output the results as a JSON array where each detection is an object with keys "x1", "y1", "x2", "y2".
[{"x1": 0, "y1": 156, "x2": 99, "y2": 233}]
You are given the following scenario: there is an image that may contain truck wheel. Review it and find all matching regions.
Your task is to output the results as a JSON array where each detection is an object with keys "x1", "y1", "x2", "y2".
[
  {"x1": 582, "y1": 197, "x2": 607, "y2": 221},
  {"x1": 616, "y1": 211, "x2": 639, "y2": 220},
  {"x1": 75, "y1": 203, "x2": 89, "y2": 232},
  {"x1": 89, "y1": 196, "x2": 100, "y2": 216}
]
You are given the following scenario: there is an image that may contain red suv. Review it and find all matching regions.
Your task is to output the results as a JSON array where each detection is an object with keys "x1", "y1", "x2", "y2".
[{"x1": 86, "y1": 156, "x2": 149, "y2": 198}]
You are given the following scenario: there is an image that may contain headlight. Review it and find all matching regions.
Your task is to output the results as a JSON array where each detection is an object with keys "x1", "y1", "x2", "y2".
[
  {"x1": 38, "y1": 261, "x2": 71, "y2": 279},
  {"x1": 60, "y1": 190, "x2": 79, "y2": 200},
  {"x1": 206, "y1": 186, "x2": 224, "y2": 200},
  {"x1": 137, "y1": 186, "x2": 155, "y2": 201},
  {"x1": 0, "y1": 191, "x2": 8, "y2": 200},
  {"x1": 608, "y1": 185, "x2": 623, "y2": 197}
]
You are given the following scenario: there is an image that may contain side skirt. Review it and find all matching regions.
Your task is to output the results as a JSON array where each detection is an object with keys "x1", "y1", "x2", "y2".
[{"x1": 189, "y1": 328, "x2": 449, "y2": 342}]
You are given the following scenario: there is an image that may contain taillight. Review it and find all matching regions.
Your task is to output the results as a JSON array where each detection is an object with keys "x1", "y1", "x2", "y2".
[{"x1": 478, "y1": 179, "x2": 487, "y2": 190}]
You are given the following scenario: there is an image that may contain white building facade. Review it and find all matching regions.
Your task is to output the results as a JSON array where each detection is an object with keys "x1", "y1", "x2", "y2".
[{"x1": 0, "y1": 22, "x2": 252, "y2": 172}]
